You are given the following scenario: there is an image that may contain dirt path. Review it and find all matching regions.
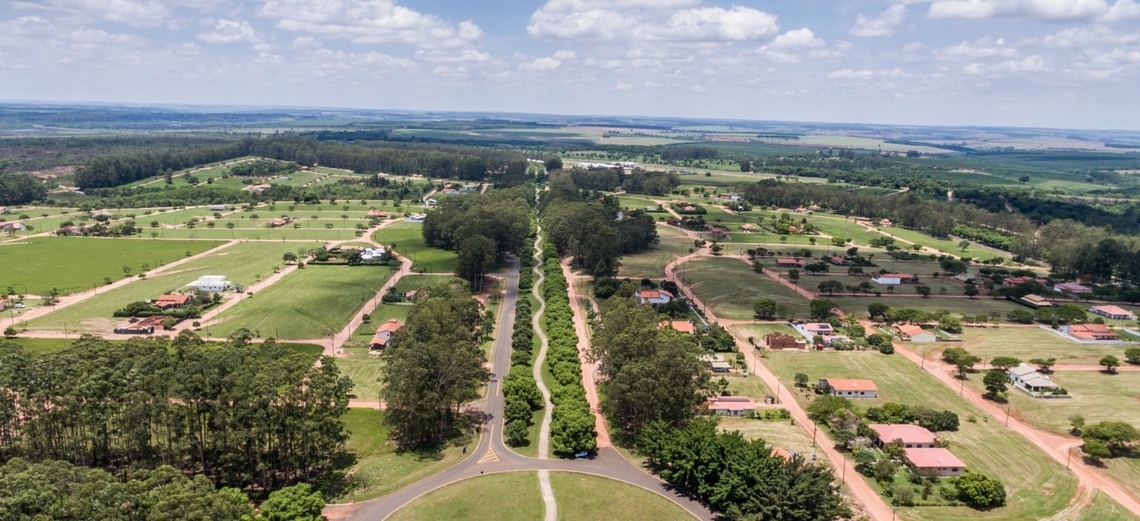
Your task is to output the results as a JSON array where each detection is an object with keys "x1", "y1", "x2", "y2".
[{"x1": 561, "y1": 258, "x2": 613, "y2": 448}]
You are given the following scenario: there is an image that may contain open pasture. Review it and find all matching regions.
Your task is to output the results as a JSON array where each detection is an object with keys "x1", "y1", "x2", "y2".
[
  {"x1": 683, "y1": 257, "x2": 810, "y2": 320},
  {"x1": 372, "y1": 221, "x2": 458, "y2": 273},
  {"x1": 618, "y1": 225, "x2": 692, "y2": 279},
  {"x1": 956, "y1": 327, "x2": 1126, "y2": 366}
]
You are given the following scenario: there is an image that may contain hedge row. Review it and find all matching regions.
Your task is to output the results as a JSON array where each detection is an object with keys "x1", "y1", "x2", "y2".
[
  {"x1": 541, "y1": 257, "x2": 598, "y2": 456},
  {"x1": 504, "y1": 295, "x2": 542, "y2": 447}
]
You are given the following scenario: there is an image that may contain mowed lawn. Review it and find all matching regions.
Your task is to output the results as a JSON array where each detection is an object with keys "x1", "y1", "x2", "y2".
[
  {"x1": 210, "y1": 265, "x2": 395, "y2": 340},
  {"x1": 764, "y1": 351, "x2": 1079, "y2": 521},
  {"x1": 550, "y1": 472, "x2": 693, "y2": 521},
  {"x1": 1076, "y1": 492, "x2": 1139, "y2": 521},
  {"x1": 718, "y1": 417, "x2": 820, "y2": 460},
  {"x1": 832, "y1": 297, "x2": 1022, "y2": 318},
  {"x1": 338, "y1": 347, "x2": 386, "y2": 403},
  {"x1": 0, "y1": 238, "x2": 215, "y2": 295},
  {"x1": 957, "y1": 327, "x2": 1127, "y2": 366},
  {"x1": 388, "y1": 472, "x2": 542, "y2": 520},
  {"x1": 973, "y1": 370, "x2": 1140, "y2": 439},
  {"x1": 27, "y1": 242, "x2": 292, "y2": 332},
  {"x1": 618, "y1": 224, "x2": 692, "y2": 279},
  {"x1": 373, "y1": 221, "x2": 458, "y2": 273},
  {"x1": 332, "y1": 409, "x2": 470, "y2": 504},
  {"x1": 684, "y1": 257, "x2": 810, "y2": 320}
]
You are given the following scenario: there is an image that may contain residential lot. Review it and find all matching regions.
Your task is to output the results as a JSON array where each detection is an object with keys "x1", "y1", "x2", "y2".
[
  {"x1": 618, "y1": 224, "x2": 692, "y2": 279},
  {"x1": 956, "y1": 327, "x2": 1127, "y2": 366},
  {"x1": 373, "y1": 221, "x2": 458, "y2": 273},
  {"x1": 684, "y1": 257, "x2": 811, "y2": 320}
]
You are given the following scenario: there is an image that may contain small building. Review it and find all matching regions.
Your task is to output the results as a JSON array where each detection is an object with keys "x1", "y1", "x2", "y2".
[
  {"x1": 187, "y1": 275, "x2": 231, "y2": 292},
  {"x1": 894, "y1": 324, "x2": 937, "y2": 343},
  {"x1": 425, "y1": 198, "x2": 437, "y2": 207},
  {"x1": 1002, "y1": 276, "x2": 1032, "y2": 287},
  {"x1": 405, "y1": 214, "x2": 426, "y2": 223},
  {"x1": 155, "y1": 294, "x2": 192, "y2": 310},
  {"x1": 113, "y1": 316, "x2": 167, "y2": 335},
  {"x1": 818, "y1": 378, "x2": 878, "y2": 399},
  {"x1": 208, "y1": 205, "x2": 228, "y2": 212},
  {"x1": 878, "y1": 219, "x2": 893, "y2": 227},
  {"x1": 952, "y1": 273, "x2": 975, "y2": 284},
  {"x1": 0, "y1": 222, "x2": 26, "y2": 232},
  {"x1": 775, "y1": 257, "x2": 803, "y2": 268},
  {"x1": 739, "y1": 223, "x2": 756, "y2": 232},
  {"x1": 1063, "y1": 323, "x2": 1119, "y2": 341},
  {"x1": 904, "y1": 448, "x2": 965, "y2": 478},
  {"x1": 462, "y1": 184, "x2": 479, "y2": 191},
  {"x1": 1008, "y1": 363, "x2": 1061, "y2": 394},
  {"x1": 1054, "y1": 282, "x2": 1092, "y2": 295},
  {"x1": 57, "y1": 225, "x2": 85, "y2": 236},
  {"x1": 361, "y1": 247, "x2": 387, "y2": 262},
  {"x1": 718, "y1": 193, "x2": 741, "y2": 202},
  {"x1": 247, "y1": 184, "x2": 272, "y2": 192},
  {"x1": 765, "y1": 332, "x2": 807, "y2": 350},
  {"x1": 367, "y1": 210, "x2": 389, "y2": 219},
  {"x1": 369, "y1": 319, "x2": 405, "y2": 351},
  {"x1": 803, "y1": 323, "x2": 833, "y2": 337},
  {"x1": 872, "y1": 273, "x2": 914, "y2": 285},
  {"x1": 869, "y1": 424, "x2": 938, "y2": 449},
  {"x1": 0, "y1": 207, "x2": 8, "y2": 214},
  {"x1": 1091, "y1": 305, "x2": 1136, "y2": 321},
  {"x1": 828, "y1": 255, "x2": 849, "y2": 266},
  {"x1": 1020, "y1": 294, "x2": 1053, "y2": 308},
  {"x1": 711, "y1": 361, "x2": 732, "y2": 373},
  {"x1": 666, "y1": 320, "x2": 696, "y2": 335},
  {"x1": 707, "y1": 396, "x2": 755, "y2": 416},
  {"x1": 635, "y1": 289, "x2": 673, "y2": 305}
]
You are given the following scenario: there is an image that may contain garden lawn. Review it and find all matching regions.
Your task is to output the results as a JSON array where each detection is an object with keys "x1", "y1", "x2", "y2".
[
  {"x1": 764, "y1": 350, "x2": 1079, "y2": 521},
  {"x1": 1075, "y1": 492, "x2": 1139, "y2": 521},
  {"x1": 618, "y1": 225, "x2": 692, "y2": 279},
  {"x1": 684, "y1": 257, "x2": 810, "y2": 320},
  {"x1": 388, "y1": 471, "x2": 541, "y2": 520},
  {"x1": 0, "y1": 237, "x2": 216, "y2": 296},
  {"x1": 373, "y1": 221, "x2": 458, "y2": 273},
  {"x1": 209, "y1": 264, "x2": 396, "y2": 340},
  {"x1": 26, "y1": 241, "x2": 293, "y2": 332},
  {"x1": 717, "y1": 417, "x2": 819, "y2": 460},
  {"x1": 969, "y1": 370, "x2": 1140, "y2": 437},
  {"x1": 956, "y1": 327, "x2": 1127, "y2": 366},
  {"x1": 333, "y1": 409, "x2": 470, "y2": 504},
  {"x1": 338, "y1": 347, "x2": 386, "y2": 402},
  {"x1": 550, "y1": 472, "x2": 693, "y2": 521},
  {"x1": 723, "y1": 372, "x2": 773, "y2": 400}
]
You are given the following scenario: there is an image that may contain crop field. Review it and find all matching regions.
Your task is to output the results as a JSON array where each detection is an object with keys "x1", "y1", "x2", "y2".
[
  {"x1": 372, "y1": 221, "x2": 458, "y2": 273},
  {"x1": 683, "y1": 257, "x2": 811, "y2": 320},
  {"x1": 209, "y1": 264, "x2": 395, "y2": 339},
  {"x1": 0, "y1": 237, "x2": 215, "y2": 295},
  {"x1": 548, "y1": 472, "x2": 693, "y2": 521},
  {"x1": 25, "y1": 242, "x2": 292, "y2": 332},
  {"x1": 955, "y1": 327, "x2": 1127, "y2": 366},
  {"x1": 764, "y1": 350, "x2": 1079, "y2": 521},
  {"x1": 717, "y1": 417, "x2": 820, "y2": 460},
  {"x1": 618, "y1": 225, "x2": 692, "y2": 279}
]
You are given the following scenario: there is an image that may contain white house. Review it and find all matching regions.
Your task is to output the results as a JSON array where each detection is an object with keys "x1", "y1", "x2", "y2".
[
  {"x1": 1091, "y1": 305, "x2": 1136, "y2": 321},
  {"x1": 369, "y1": 319, "x2": 405, "y2": 350},
  {"x1": 635, "y1": 289, "x2": 673, "y2": 305},
  {"x1": 208, "y1": 205, "x2": 228, "y2": 212},
  {"x1": 707, "y1": 396, "x2": 756, "y2": 417},
  {"x1": 872, "y1": 273, "x2": 913, "y2": 285},
  {"x1": 405, "y1": 214, "x2": 426, "y2": 223},
  {"x1": 361, "y1": 247, "x2": 387, "y2": 261},
  {"x1": 187, "y1": 275, "x2": 231, "y2": 292},
  {"x1": 718, "y1": 193, "x2": 742, "y2": 202},
  {"x1": 818, "y1": 378, "x2": 878, "y2": 399},
  {"x1": 1008, "y1": 363, "x2": 1060, "y2": 394}
]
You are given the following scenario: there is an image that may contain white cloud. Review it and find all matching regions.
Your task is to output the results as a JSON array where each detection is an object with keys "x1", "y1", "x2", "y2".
[
  {"x1": 829, "y1": 68, "x2": 875, "y2": 79},
  {"x1": 198, "y1": 19, "x2": 258, "y2": 44},
  {"x1": 519, "y1": 57, "x2": 561, "y2": 70},
  {"x1": 260, "y1": 0, "x2": 484, "y2": 48},
  {"x1": 770, "y1": 28, "x2": 824, "y2": 49},
  {"x1": 964, "y1": 54, "x2": 1049, "y2": 73},
  {"x1": 615, "y1": 81, "x2": 632, "y2": 90},
  {"x1": 1042, "y1": 26, "x2": 1139, "y2": 48},
  {"x1": 928, "y1": 0, "x2": 1140, "y2": 22},
  {"x1": 939, "y1": 38, "x2": 1018, "y2": 59},
  {"x1": 850, "y1": 5, "x2": 907, "y2": 37},
  {"x1": 903, "y1": 42, "x2": 926, "y2": 52},
  {"x1": 553, "y1": 49, "x2": 577, "y2": 60},
  {"x1": 527, "y1": 1, "x2": 779, "y2": 42},
  {"x1": 416, "y1": 49, "x2": 493, "y2": 63}
]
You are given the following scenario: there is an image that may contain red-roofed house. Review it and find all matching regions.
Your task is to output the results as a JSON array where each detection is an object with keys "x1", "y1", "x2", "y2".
[
  {"x1": 369, "y1": 319, "x2": 405, "y2": 351},
  {"x1": 1064, "y1": 323, "x2": 1119, "y2": 341},
  {"x1": 1054, "y1": 282, "x2": 1092, "y2": 294},
  {"x1": 869, "y1": 424, "x2": 938, "y2": 448},
  {"x1": 894, "y1": 324, "x2": 937, "y2": 343},
  {"x1": 775, "y1": 257, "x2": 804, "y2": 267},
  {"x1": 707, "y1": 396, "x2": 756, "y2": 417},
  {"x1": 155, "y1": 294, "x2": 192, "y2": 310},
  {"x1": 819, "y1": 378, "x2": 878, "y2": 399},
  {"x1": 636, "y1": 289, "x2": 673, "y2": 305},
  {"x1": 1091, "y1": 305, "x2": 1136, "y2": 321},
  {"x1": 904, "y1": 448, "x2": 966, "y2": 477}
]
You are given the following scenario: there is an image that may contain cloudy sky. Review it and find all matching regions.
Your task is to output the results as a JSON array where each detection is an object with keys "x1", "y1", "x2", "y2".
[{"x1": 2, "y1": 0, "x2": 1139, "y2": 129}]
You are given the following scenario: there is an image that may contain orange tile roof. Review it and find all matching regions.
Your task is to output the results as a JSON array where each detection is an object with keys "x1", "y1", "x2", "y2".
[
  {"x1": 821, "y1": 378, "x2": 878, "y2": 392},
  {"x1": 904, "y1": 448, "x2": 965, "y2": 469},
  {"x1": 377, "y1": 319, "x2": 404, "y2": 333},
  {"x1": 1092, "y1": 305, "x2": 1134, "y2": 317},
  {"x1": 155, "y1": 294, "x2": 191, "y2": 307},
  {"x1": 895, "y1": 324, "x2": 927, "y2": 337},
  {"x1": 869, "y1": 424, "x2": 937, "y2": 445},
  {"x1": 670, "y1": 321, "x2": 696, "y2": 334}
]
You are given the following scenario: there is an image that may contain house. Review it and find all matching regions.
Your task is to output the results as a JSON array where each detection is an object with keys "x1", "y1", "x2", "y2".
[
  {"x1": 952, "y1": 273, "x2": 975, "y2": 284},
  {"x1": 872, "y1": 273, "x2": 914, "y2": 285},
  {"x1": 405, "y1": 214, "x2": 426, "y2": 223},
  {"x1": 0, "y1": 207, "x2": 8, "y2": 214},
  {"x1": 268, "y1": 216, "x2": 293, "y2": 227},
  {"x1": 113, "y1": 316, "x2": 167, "y2": 335},
  {"x1": 208, "y1": 205, "x2": 228, "y2": 212},
  {"x1": 904, "y1": 448, "x2": 965, "y2": 478},
  {"x1": 0, "y1": 222, "x2": 26, "y2": 232},
  {"x1": 707, "y1": 396, "x2": 756, "y2": 416},
  {"x1": 187, "y1": 275, "x2": 231, "y2": 292},
  {"x1": 711, "y1": 361, "x2": 731, "y2": 373},
  {"x1": 765, "y1": 332, "x2": 807, "y2": 349},
  {"x1": 1008, "y1": 363, "x2": 1061, "y2": 394},
  {"x1": 803, "y1": 323, "x2": 834, "y2": 337},
  {"x1": 818, "y1": 378, "x2": 878, "y2": 399},
  {"x1": 775, "y1": 257, "x2": 804, "y2": 268},
  {"x1": 1091, "y1": 305, "x2": 1136, "y2": 321},
  {"x1": 635, "y1": 289, "x2": 673, "y2": 305},
  {"x1": 1020, "y1": 294, "x2": 1053, "y2": 308},
  {"x1": 666, "y1": 320, "x2": 696, "y2": 334},
  {"x1": 57, "y1": 225, "x2": 84, "y2": 236},
  {"x1": 443, "y1": 189, "x2": 459, "y2": 195},
  {"x1": 878, "y1": 219, "x2": 893, "y2": 227},
  {"x1": 1002, "y1": 276, "x2": 1032, "y2": 287},
  {"x1": 155, "y1": 294, "x2": 192, "y2": 310},
  {"x1": 710, "y1": 228, "x2": 728, "y2": 240},
  {"x1": 1064, "y1": 323, "x2": 1119, "y2": 341},
  {"x1": 369, "y1": 319, "x2": 405, "y2": 350},
  {"x1": 425, "y1": 198, "x2": 437, "y2": 207},
  {"x1": 894, "y1": 324, "x2": 938, "y2": 343},
  {"x1": 869, "y1": 424, "x2": 939, "y2": 449},
  {"x1": 361, "y1": 247, "x2": 387, "y2": 262},
  {"x1": 1055, "y1": 282, "x2": 1092, "y2": 295},
  {"x1": 699, "y1": 354, "x2": 731, "y2": 373},
  {"x1": 718, "y1": 193, "x2": 741, "y2": 202},
  {"x1": 462, "y1": 184, "x2": 479, "y2": 191}
]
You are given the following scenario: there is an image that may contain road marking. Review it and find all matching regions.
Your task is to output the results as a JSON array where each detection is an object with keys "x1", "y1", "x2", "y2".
[{"x1": 477, "y1": 447, "x2": 499, "y2": 464}]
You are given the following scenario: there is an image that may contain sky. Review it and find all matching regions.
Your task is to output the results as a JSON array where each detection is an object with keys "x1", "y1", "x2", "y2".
[{"x1": 2, "y1": 0, "x2": 1140, "y2": 130}]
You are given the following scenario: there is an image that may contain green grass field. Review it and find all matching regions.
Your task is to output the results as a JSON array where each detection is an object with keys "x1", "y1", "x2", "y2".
[
  {"x1": 151, "y1": 227, "x2": 352, "y2": 241},
  {"x1": 956, "y1": 327, "x2": 1126, "y2": 366},
  {"x1": 971, "y1": 370, "x2": 1140, "y2": 437},
  {"x1": 373, "y1": 221, "x2": 458, "y2": 273},
  {"x1": 393, "y1": 274, "x2": 465, "y2": 293},
  {"x1": 832, "y1": 297, "x2": 1022, "y2": 317},
  {"x1": 388, "y1": 472, "x2": 543, "y2": 520},
  {"x1": 0, "y1": 238, "x2": 216, "y2": 296},
  {"x1": 26, "y1": 242, "x2": 295, "y2": 332},
  {"x1": 549, "y1": 472, "x2": 694, "y2": 521},
  {"x1": 683, "y1": 257, "x2": 810, "y2": 320},
  {"x1": 718, "y1": 417, "x2": 819, "y2": 459},
  {"x1": 809, "y1": 215, "x2": 894, "y2": 247},
  {"x1": 1104, "y1": 460, "x2": 1140, "y2": 512},
  {"x1": 731, "y1": 324, "x2": 807, "y2": 344},
  {"x1": 618, "y1": 225, "x2": 692, "y2": 279},
  {"x1": 210, "y1": 264, "x2": 396, "y2": 339},
  {"x1": 1075, "y1": 491, "x2": 1139, "y2": 521},
  {"x1": 764, "y1": 350, "x2": 1079, "y2": 521},
  {"x1": 338, "y1": 347, "x2": 386, "y2": 402}
]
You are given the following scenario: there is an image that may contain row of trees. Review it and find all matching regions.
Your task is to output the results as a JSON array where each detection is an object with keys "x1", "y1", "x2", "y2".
[
  {"x1": 421, "y1": 186, "x2": 532, "y2": 290},
  {"x1": 0, "y1": 173, "x2": 48, "y2": 205},
  {"x1": 381, "y1": 284, "x2": 490, "y2": 447},
  {"x1": 503, "y1": 297, "x2": 543, "y2": 446},
  {"x1": 540, "y1": 183, "x2": 658, "y2": 277},
  {"x1": 539, "y1": 255, "x2": 598, "y2": 455},
  {"x1": 0, "y1": 333, "x2": 352, "y2": 494}
]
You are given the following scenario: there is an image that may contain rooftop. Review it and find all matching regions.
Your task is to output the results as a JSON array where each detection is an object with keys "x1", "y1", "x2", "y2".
[
  {"x1": 869, "y1": 424, "x2": 937, "y2": 445},
  {"x1": 708, "y1": 396, "x2": 756, "y2": 411},
  {"x1": 1092, "y1": 305, "x2": 1134, "y2": 317},
  {"x1": 904, "y1": 447, "x2": 966, "y2": 469},
  {"x1": 821, "y1": 378, "x2": 878, "y2": 392},
  {"x1": 895, "y1": 324, "x2": 927, "y2": 337}
]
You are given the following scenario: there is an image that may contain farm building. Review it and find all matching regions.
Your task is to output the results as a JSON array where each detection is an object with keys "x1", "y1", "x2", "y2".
[
  {"x1": 775, "y1": 257, "x2": 804, "y2": 267},
  {"x1": 367, "y1": 210, "x2": 389, "y2": 218},
  {"x1": 869, "y1": 424, "x2": 938, "y2": 449},
  {"x1": 155, "y1": 294, "x2": 192, "y2": 310},
  {"x1": 1054, "y1": 282, "x2": 1092, "y2": 294},
  {"x1": 246, "y1": 184, "x2": 271, "y2": 192},
  {"x1": 818, "y1": 378, "x2": 878, "y2": 399},
  {"x1": 1020, "y1": 294, "x2": 1053, "y2": 308},
  {"x1": 187, "y1": 275, "x2": 231, "y2": 292},
  {"x1": 208, "y1": 205, "x2": 228, "y2": 211},
  {"x1": 1063, "y1": 323, "x2": 1119, "y2": 341},
  {"x1": 1091, "y1": 305, "x2": 1136, "y2": 321},
  {"x1": 894, "y1": 324, "x2": 937, "y2": 343},
  {"x1": 635, "y1": 289, "x2": 673, "y2": 305},
  {"x1": 872, "y1": 273, "x2": 914, "y2": 285},
  {"x1": 699, "y1": 354, "x2": 731, "y2": 373},
  {"x1": 369, "y1": 319, "x2": 405, "y2": 351},
  {"x1": 1008, "y1": 364, "x2": 1061, "y2": 394},
  {"x1": 765, "y1": 332, "x2": 807, "y2": 349},
  {"x1": 706, "y1": 396, "x2": 755, "y2": 417},
  {"x1": 904, "y1": 448, "x2": 965, "y2": 478}
]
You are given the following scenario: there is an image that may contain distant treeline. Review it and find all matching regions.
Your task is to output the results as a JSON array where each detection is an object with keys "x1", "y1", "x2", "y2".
[
  {"x1": 79, "y1": 177, "x2": 428, "y2": 209},
  {"x1": 552, "y1": 167, "x2": 680, "y2": 195}
]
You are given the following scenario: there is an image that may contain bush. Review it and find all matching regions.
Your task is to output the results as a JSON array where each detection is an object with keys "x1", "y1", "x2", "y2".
[{"x1": 948, "y1": 471, "x2": 1006, "y2": 509}]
